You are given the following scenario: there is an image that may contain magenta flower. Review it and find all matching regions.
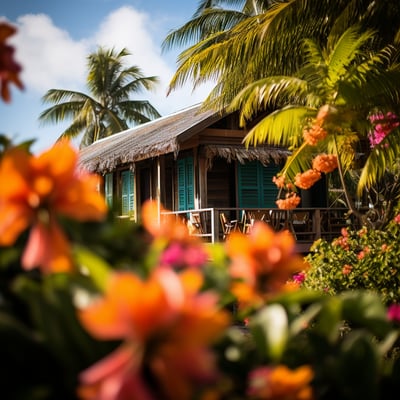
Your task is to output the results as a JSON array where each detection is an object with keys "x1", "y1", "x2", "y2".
[
  {"x1": 368, "y1": 112, "x2": 399, "y2": 148},
  {"x1": 293, "y1": 271, "x2": 306, "y2": 284},
  {"x1": 160, "y1": 242, "x2": 208, "y2": 269},
  {"x1": 387, "y1": 304, "x2": 400, "y2": 323}
]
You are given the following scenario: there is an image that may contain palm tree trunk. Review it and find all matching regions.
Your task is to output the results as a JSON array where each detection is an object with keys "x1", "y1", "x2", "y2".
[{"x1": 333, "y1": 133, "x2": 364, "y2": 224}]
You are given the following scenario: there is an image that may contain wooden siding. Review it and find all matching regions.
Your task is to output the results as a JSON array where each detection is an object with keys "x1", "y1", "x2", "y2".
[{"x1": 206, "y1": 157, "x2": 236, "y2": 209}]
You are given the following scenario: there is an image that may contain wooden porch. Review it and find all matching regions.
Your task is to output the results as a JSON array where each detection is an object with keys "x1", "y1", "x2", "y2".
[{"x1": 162, "y1": 207, "x2": 359, "y2": 253}]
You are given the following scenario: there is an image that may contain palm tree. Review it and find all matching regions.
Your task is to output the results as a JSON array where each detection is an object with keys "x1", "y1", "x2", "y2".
[
  {"x1": 233, "y1": 25, "x2": 400, "y2": 224},
  {"x1": 163, "y1": 0, "x2": 272, "y2": 107},
  {"x1": 39, "y1": 47, "x2": 161, "y2": 148},
  {"x1": 165, "y1": 0, "x2": 400, "y2": 111},
  {"x1": 164, "y1": 0, "x2": 400, "y2": 225},
  {"x1": 162, "y1": 0, "x2": 269, "y2": 51}
]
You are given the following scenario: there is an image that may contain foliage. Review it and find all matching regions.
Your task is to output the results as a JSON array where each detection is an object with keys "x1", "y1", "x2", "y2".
[
  {"x1": 164, "y1": 0, "x2": 400, "y2": 222},
  {"x1": 304, "y1": 216, "x2": 400, "y2": 305},
  {"x1": 1, "y1": 136, "x2": 400, "y2": 399},
  {"x1": 4, "y1": 16, "x2": 400, "y2": 400},
  {"x1": 165, "y1": 0, "x2": 400, "y2": 111}
]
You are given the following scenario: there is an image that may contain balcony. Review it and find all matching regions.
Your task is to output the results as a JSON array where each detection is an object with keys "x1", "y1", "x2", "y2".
[{"x1": 161, "y1": 207, "x2": 359, "y2": 253}]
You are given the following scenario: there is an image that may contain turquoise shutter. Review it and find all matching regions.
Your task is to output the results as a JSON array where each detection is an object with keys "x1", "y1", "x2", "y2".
[
  {"x1": 121, "y1": 170, "x2": 134, "y2": 215},
  {"x1": 262, "y1": 164, "x2": 280, "y2": 207},
  {"x1": 238, "y1": 161, "x2": 279, "y2": 208},
  {"x1": 177, "y1": 159, "x2": 186, "y2": 210},
  {"x1": 104, "y1": 173, "x2": 113, "y2": 208},
  {"x1": 186, "y1": 157, "x2": 194, "y2": 210},
  {"x1": 177, "y1": 156, "x2": 194, "y2": 211},
  {"x1": 238, "y1": 161, "x2": 260, "y2": 208}
]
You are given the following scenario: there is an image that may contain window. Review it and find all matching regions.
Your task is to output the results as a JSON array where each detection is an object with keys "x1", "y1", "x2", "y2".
[
  {"x1": 104, "y1": 173, "x2": 113, "y2": 208},
  {"x1": 238, "y1": 161, "x2": 279, "y2": 208},
  {"x1": 121, "y1": 170, "x2": 134, "y2": 216},
  {"x1": 177, "y1": 156, "x2": 194, "y2": 211}
]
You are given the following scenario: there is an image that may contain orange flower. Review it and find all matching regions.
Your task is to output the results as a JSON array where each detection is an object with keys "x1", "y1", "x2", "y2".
[
  {"x1": 247, "y1": 365, "x2": 314, "y2": 400},
  {"x1": 0, "y1": 141, "x2": 107, "y2": 273},
  {"x1": 294, "y1": 169, "x2": 321, "y2": 190},
  {"x1": 312, "y1": 154, "x2": 338, "y2": 173},
  {"x1": 342, "y1": 264, "x2": 352, "y2": 275},
  {"x1": 225, "y1": 222, "x2": 308, "y2": 307},
  {"x1": 272, "y1": 175, "x2": 286, "y2": 189},
  {"x1": 0, "y1": 22, "x2": 24, "y2": 102},
  {"x1": 275, "y1": 192, "x2": 301, "y2": 210},
  {"x1": 142, "y1": 200, "x2": 190, "y2": 242},
  {"x1": 303, "y1": 124, "x2": 327, "y2": 146},
  {"x1": 78, "y1": 269, "x2": 230, "y2": 400}
]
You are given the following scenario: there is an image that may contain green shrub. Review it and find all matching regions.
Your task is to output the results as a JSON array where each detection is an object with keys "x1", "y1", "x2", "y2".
[{"x1": 304, "y1": 214, "x2": 400, "y2": 305}]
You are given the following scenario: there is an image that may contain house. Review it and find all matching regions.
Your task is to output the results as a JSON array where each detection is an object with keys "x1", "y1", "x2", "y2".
[
  {"x1": 78, "y1": 103, "x2": 346, "y2": 247},
  {"x1": 79, "y1": 104, "x2": 290, "y2": 214}
]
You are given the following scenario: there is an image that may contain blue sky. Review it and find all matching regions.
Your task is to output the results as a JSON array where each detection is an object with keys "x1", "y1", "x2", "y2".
[{"x1": 1, "y1": 1, "x2": 212, "y2": 152}]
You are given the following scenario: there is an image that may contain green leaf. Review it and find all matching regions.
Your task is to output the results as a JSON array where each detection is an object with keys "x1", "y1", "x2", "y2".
[
  {"x1": 337, "y1": 331, "x2": 380, "y2": 400},
  {"x1": 314, "y1": 295, "x2": 344, "y2": 342},
  {"x1": 341, "y1": 290, "x2": 392, "y2": 337},
  {"x1": 73, "y1": 246, "x2": 112, "y2": 291},
  {"x1": 249, "y1": 303, "x2": 288, "y2": 362}
]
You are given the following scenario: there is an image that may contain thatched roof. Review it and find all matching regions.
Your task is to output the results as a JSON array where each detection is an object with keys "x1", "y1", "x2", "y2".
[
  {"x1": 79, "y1": 104, "x2": 219, "y2": 173},
  {"x1": 203, "y1": 144, "x2": 289, "y2": 169},
  {"x1": 78, "y1": 103, "x2": 289, "y2": 174}
]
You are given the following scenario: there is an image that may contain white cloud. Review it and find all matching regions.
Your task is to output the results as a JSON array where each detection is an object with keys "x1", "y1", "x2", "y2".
[
  {"x1": 11, "y1": 14, "x2": 88, "y2": 92},
  {"x1": 5, "y1": 6, "x2": 212, "y2": 118},
  {"x1": 92, "y1": 6, "x2": 211, "y2": 115}
]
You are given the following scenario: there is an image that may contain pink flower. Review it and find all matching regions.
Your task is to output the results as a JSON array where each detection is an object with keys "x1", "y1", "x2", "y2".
[
  {"x1": 78, "y1": 345, "x2": 155, "y2": 400},
  {"x1": 293, "y1": 271, "x2": 306, "y2": 284},
  {"x1": 394, "y1": 214, "x2": 400, "y2": 224},
  {"x1": 160, "y1": 242, "x2": 208, "y2": 269},
  {"x1": 387, "y1": 304, "x2": 400, "y2": 323},
  {"x1": 368, "y1": 112, "x2": 399, "y2": 148}
]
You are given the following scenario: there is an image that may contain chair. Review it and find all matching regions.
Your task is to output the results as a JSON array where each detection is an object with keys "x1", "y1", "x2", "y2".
[
  {"x1": 242, "y1": 210, "x2": 257, "y2": 234},
  {"x1": 189, "y1": 212, "x2": 204, "y2": 235},
  {"x1": 292, "y1": 211, "x2": 309, "y2": 227},
  {"x1": 292, "y1": 211, "x2": 315, "y2": 240},
  {"x1": 239, "y1": 210, "x2": 250, "y2": 234},
  {"x1": 269, "y1": 210, "x2": 286, "y2": 231},
  {"x1": 220, "y1": 213, "x2": 238, "y2": 240},
  {"x1": 252, "y1": 210, "x2": 266, "y2": 222}
]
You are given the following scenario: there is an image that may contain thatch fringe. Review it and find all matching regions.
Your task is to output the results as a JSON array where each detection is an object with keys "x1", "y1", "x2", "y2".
[{"x1": 203, "y1": 145, "x2": 289, "y2": 169}]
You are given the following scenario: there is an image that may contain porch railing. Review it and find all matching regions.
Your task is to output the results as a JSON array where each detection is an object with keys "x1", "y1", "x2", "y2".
[{"x1": 161, "y1": 207, "x2": 360, "y2": 252}]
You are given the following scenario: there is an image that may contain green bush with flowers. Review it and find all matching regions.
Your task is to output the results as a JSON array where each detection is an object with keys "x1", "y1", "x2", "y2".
[
  {"x1": 303, "y1": 214, "x2": 400, "y2": 305},
  {"x1": 3, "y1": 20, "x2": 400, "y2": 400}
]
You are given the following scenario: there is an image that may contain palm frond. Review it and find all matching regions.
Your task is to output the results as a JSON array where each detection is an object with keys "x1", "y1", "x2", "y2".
[
  {"x1": 116, "y1": 76, "x2": 160, "y2": 100},
  {"x1": 358, "y1": 127, "x2": 400, "y2": 194},
  {"x1": 57, "y1": 117, "x2": 87, "y2": 141},
  {"x1": 39, "y1": 101, "x2": 86, "y2": 125},
  {"x1": 229, "y1": 76, "x2": 310, "y2": 124},
  {"x1": 339, "y1": 67, "x2": 400, "y2": 112},
  {"x1": 117, "y1": 100, "x2": 161, "y2": 123},
  {"x1": 41, "y1": 89, "x2": 91, "y2": 105},
  {"x1": 162, "y1": 8, "x2": 248, "y2": 52},
  {"x1": 326, "y1": 26, "x2": 376, "y2": 87},
  {"x1": 278, "y1": 143, "x2": 316, "y2": 184},
  {"x1": 243, "y1": 105, "x2": 315, "y2": 148}
]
